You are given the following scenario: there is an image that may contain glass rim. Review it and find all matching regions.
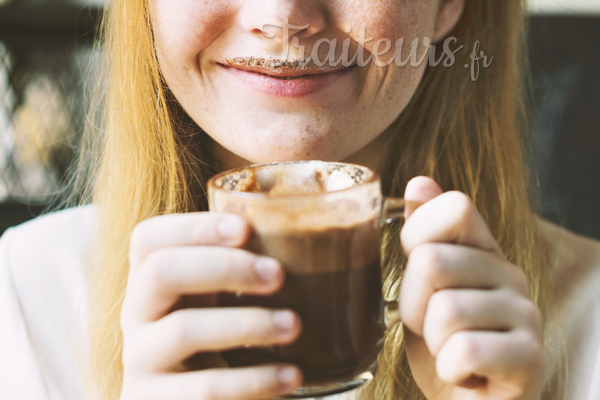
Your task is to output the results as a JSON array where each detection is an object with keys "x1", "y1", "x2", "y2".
[{"x1": 207, "y1": 160, "x2": 381, "y2": 200}]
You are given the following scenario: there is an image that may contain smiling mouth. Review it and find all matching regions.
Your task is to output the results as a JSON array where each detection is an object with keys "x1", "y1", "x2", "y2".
[
  {"x1": 231, "y1": 68, "x2": 346, "y2": 80},
  {"x1": 222, "y1": 56, "x2": 355, "y2": 79}
]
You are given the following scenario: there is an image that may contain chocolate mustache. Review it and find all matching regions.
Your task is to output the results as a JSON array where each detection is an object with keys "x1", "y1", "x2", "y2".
[{"x1": 224, "y1": 56, "x2": 345, "y2": 72}]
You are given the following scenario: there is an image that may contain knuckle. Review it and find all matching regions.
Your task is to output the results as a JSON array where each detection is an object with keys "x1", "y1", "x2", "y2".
[
  {"x1": 515, "y1": 330, "x2": 545, "y2": 373},
  {"x1": 234, "y1": 311, "x2": 255, "y2": 338},
  {"x1": 446, "y1": 191, "x2": 475, "y2": 224},
  {"x1": 430, "y1": 290, "x2": 463, "y2": 326},
  {"x1": 240, "y1": 309, "x2": 273, "y2": 339},
  {"x1": 511, "y1": 269, "x2": 530, "y2": 296},
  {"x1": 121, "y1": 345, "x2": 135, "y2": 371},
  {"x1": 143, "y1": 249, "x2": 172, "y2": 290},
  {"x1": 207, "y1": 249, "x2": 237, "y2": 280},
  {"x1": 244, "y1": 369, "x2": 270, "y2": 396},
  {"x1": 446, "y1": 190, "x2": 473, "y2": 211},
  {"x1": 197, "y1": 372, "x2": 227, "y2": 400},
  {"x1": 247, "y1": 366, "x2": 282, "y2": 397},
  {"x1": 411, "y1": 244, "x2": 447, "y2": 281},
  {"x1": 249, "y1": 367, "x2": 279, "y2": 395},
  {"x1": 231, "y1": 251, "x2": 256, "y2": 283},
  {"x1": 121, "y1": 337, "x2": 146, "y2": 374},
  {"x1": 453, "y1": 332, "x2": 480, "y2": 368},
  {"x1": 197, "y1": 367, "x2": 277, "y2": 400},
  {"x1": 519, "y1": 329, "x2": 543, "y2": 357},
  {"x1": 521, "y1": 300, "x2": 542, "y2": 328},
  {"x1": 130, "y1": 219, "x2": 152, "y2": 251},
  {"x1": 121, "y1": 330, "x2": 148, "y2": 370},
  {"x1": 167, "y1": 310, "x2": 192, "y2": 350},
  {"x1": 203, "y1": 248, "x2": 256, "y2": 290},
  {"x1": 190, "y1": 213, "x2": 214, "y2": 244}
]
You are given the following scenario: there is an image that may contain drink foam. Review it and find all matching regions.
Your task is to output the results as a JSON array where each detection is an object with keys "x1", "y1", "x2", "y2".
[
  {"x1": 210, "y1": 161, "x2": 381, "y2": 233},
  {"x1": 214, "y1": 161, "x2": 372, "y2": 195}
]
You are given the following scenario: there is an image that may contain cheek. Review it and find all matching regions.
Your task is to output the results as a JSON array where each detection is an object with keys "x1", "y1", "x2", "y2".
[
  {"x1": 151, "y1": 1, "x2": 234, "y2": 73},
  {"x1": 339, "y1": 0, "x2": 435, "y2": 110},
  {"x1": 329, "y1": 0, "x2": 435, "y2": 53}
]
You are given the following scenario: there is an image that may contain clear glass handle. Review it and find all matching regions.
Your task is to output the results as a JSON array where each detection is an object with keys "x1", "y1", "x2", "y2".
[
  {"x1": 382, "y1": 197, "x2": 406, "y2": 224},
  {"x1": 380, "y1": 197, "x2": 406, "y2": 329},
  {"x1": 382, "y1": 300, "x2": 401, "y2": 330}
]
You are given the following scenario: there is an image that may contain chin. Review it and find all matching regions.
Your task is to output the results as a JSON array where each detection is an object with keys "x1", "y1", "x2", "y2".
[
  {"x1": 232, "y1": 140, "x2": 345, "y2": 164},
  {"x1": 245, "y1": 153, "x2": 326, "y2": 164}
]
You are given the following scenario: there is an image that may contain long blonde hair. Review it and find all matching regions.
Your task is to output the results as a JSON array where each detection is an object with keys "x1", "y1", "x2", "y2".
[{"x1": 72, "y1": 0, "x2": 564, "y2": 399}]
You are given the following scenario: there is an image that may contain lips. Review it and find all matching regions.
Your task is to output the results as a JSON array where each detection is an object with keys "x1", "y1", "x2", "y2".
[
  {"x1": 218, "y1": 56, "x2": 358, "y2": 98},
  {"x1": 221, "y1": 56, "x2": 354, "y2": 79}
]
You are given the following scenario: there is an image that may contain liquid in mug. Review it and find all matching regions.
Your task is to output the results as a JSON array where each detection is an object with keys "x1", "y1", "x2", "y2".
[{"x1": 217, "y1": 218, "x2": 385, "y2": 384}]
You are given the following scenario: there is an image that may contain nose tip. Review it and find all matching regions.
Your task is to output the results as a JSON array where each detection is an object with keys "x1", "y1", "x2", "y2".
[
  {"x1": 240, "y1": 1, "x2": 326, "y2": 43},
  {"x1": 259, "y1": 18, "x2": 316, "y2": 42}
]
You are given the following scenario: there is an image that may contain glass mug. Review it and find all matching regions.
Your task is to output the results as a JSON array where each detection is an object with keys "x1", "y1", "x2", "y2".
[{"x1": 207, "y1": 161, "x2": 405, "y2": 398}]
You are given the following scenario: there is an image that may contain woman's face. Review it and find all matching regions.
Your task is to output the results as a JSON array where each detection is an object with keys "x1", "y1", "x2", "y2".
[{"x1": 151, "y1": 0, "x2": 463, "y2": 164}]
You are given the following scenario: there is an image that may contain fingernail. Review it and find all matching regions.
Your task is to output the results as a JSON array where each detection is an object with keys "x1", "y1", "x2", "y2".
[
  {"x1": 218, "y1": 216, "x2": 245, "y2": 240},
  {"x1": 278, "y1": 366, "x2": 298, "y2": 386},
  {"x1": 254, "y1": 257, "x2": 280, "y2": 281},
  {"x1": 273, "y1": 311, "x2": 295, "y2": 331}
]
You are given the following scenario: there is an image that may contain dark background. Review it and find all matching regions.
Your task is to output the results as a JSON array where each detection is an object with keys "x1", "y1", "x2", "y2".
[
  {"x1": 528, "y1": 16, "x2": 600, "y2": 240},
  {"x1": 0, "y1": 3, "x2": 599, "y2": 239}
]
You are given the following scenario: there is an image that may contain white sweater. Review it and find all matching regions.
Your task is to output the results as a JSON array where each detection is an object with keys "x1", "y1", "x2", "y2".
[{"x1": 0, "y1": 206, "x2": 599, "y2": 400}]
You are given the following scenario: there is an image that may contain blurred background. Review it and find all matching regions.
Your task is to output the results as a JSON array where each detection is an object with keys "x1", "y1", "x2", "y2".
[{"x1": 0, "y1": 0, "x2": 599, "y2": 238}]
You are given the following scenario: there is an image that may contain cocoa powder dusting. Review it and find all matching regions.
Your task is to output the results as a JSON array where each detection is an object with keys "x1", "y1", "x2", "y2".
[{"x1": 224, "y1": 57, "x2": 344, "y2": 73}]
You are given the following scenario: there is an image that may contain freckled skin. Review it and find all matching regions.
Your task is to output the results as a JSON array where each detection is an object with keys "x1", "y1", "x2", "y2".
[{"x1": 150, "y1": 0, "x2": 440, "y2": 163}]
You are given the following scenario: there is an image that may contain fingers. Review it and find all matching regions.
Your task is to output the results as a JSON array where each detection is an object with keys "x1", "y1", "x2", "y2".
[
  {"x1": 436, "y1": 330, "x2": 544, "y2": 394},
  {"x1": 129, "y1": 212, "x2": 249, "y2": 269},
  {"x1": 401, "y1": 190, "x2": 503, "y2": 256},
  {"x1": 400, "y1": 243, "x2": 529, "y2": 336},
  {"x1": 124, "y1": 308, "x2": 302, "y2": 371},
  {"x1": 130, "y1": 364, "x2": 302, "y2": 400},
  {"x1": 422, "y1": 288, "x2": 542, "y2": 356},
  {"x1": 122, "y1": 247, "x2": 284, "y2": 326},
  {"x1": 403, "y1": 176, "x2": 443, "y2": 212},
  {"x1": 399, "y1": 178, "x2": 544, "y2": 397},
  {"x1": 123, "y1": 212, "x2": 304, "y2": 400}
]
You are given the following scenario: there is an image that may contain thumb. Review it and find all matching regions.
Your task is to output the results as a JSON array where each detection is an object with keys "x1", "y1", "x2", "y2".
[{"x1": 403, "y1": 176, "x2": 444, "y2": 219}]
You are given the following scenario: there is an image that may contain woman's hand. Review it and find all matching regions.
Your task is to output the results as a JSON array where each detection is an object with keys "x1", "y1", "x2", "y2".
[
  {"x1": 120, "y1": 212, "x2": 303, "y2": 400},
  {"x1": 399, "y1": 177, "x2": 544, "y2": 400}
]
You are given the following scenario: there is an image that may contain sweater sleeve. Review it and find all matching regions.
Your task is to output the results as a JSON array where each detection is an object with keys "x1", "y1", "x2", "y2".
[{"x1": 0, "y1": 228, "x2": 50, "y2": 400}]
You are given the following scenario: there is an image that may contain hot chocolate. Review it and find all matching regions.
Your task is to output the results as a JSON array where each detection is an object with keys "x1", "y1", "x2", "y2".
[
  {"x1": 218, "y1": 218, "x2": 384, "y2": 384},
  {"x1": 212, "y1": 162, "x2": 385, "y2": 385}
]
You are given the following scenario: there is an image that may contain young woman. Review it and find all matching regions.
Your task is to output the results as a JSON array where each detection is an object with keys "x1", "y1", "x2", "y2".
[{"x1": 1, "y1": 0, "x2": 599, "y2": 399}]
